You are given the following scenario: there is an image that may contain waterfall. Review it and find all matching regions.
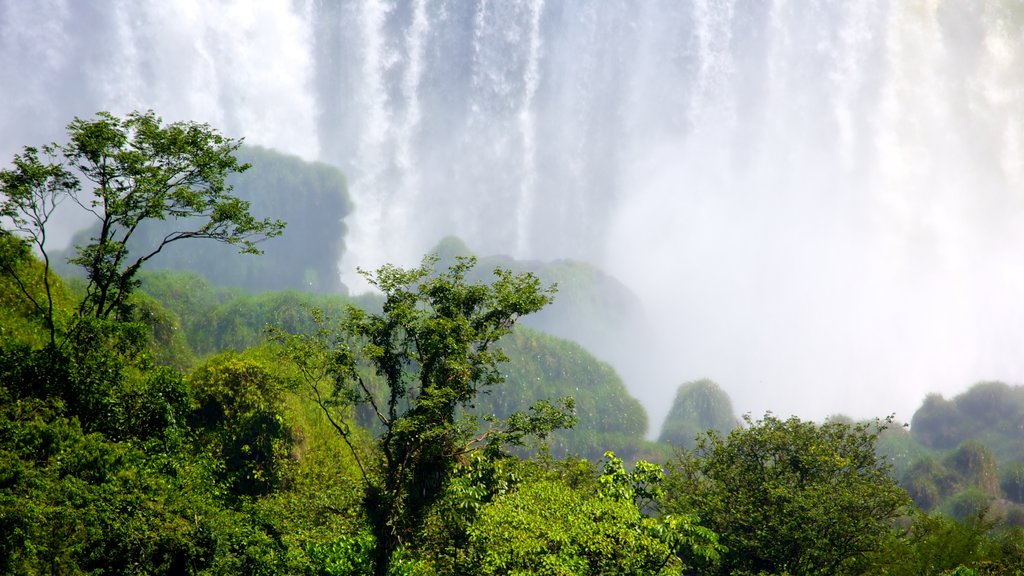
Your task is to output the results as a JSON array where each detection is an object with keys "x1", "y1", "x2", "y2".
[{"x1": 3, "y1": 0, "x2": 1024, "y2": 424}]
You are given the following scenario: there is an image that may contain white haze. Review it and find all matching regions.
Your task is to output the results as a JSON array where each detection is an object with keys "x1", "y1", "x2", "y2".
[{"x1": 2, "y1": 1, "x2": 1024, "y2": 432}]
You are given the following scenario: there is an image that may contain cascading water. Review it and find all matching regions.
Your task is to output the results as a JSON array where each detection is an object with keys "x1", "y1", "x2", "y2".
[{"x1": 2, "y1": 0, "x2": 1024, "y2": 427}]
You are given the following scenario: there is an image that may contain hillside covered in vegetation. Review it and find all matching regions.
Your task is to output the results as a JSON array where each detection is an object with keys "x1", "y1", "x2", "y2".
[{"x1": 5, "y1": 111, "x2": 1024, "y2": 575}]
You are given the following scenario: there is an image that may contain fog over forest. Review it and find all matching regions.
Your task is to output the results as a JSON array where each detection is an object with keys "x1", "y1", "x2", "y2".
[{"x1": 3, "y1": 0, "x2": 1024, "y2": 429}]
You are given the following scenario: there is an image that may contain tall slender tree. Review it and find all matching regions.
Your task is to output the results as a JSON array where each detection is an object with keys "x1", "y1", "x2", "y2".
[{"x1": 274, "y1": 256, "x2": 574, "y2": 576}]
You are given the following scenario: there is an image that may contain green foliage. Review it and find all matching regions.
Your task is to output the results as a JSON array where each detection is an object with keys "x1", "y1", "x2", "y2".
[
  {"x1": 235, "y1": 348, "x2": 374, "y2": 574},
  {"x1": 944, "y1": 488, "x2": 995, "y2": 523},
  {"x1": 139, "y1": 265, "x2": 650, "y2": 465},
  {"x1": 115, "y1": 366, "x2": 193, "y2": 448},
  {"x1": 901, "y1": 442, "x2": 1001, "y2": 513},
  {"x1": 913, "y1": 393, "x2": 964, "y2": 450},
  {"x1": 870, "y1": 512, "x2": 1024, "y2": 576},
  {"x1": 0, "y1": 233, "x2": 76, "y2": 346},
  {"x1": 0, "y1": 254, "x2": 344, "y2": 574},
  {"x1": 0, "y1": 302, "x2": 371, "y2": 575},
  {"x1": 460, "y1": 453, "x2": 720, "y2": 576},
  {"x1": 131, "y1": 290, "x2": 196, "y2": 369},
  {"x1": 307, "y1": 533, "x2": 377, "y2": 576},
  {"x1": 0, "y1": 150, "x2": 77, "y2": 345},
  {"x1": 137, "y1": 270, "x2": 226, "y2": 341},
  {"x1": 598, "y1": 452, "x2": 723, "y2": 564},
  {"x1": 140, "y1": 267, "x2": 649, "y2": 461},
  {"x1": 428, "y1": 236, "x2": 650, "y2": 397},
  {"x1": 658, "y1": 379, "x2": 737, "y2": 449},
  {"x1": 875, "y1": 419, "x2": 934, "y2": 480},
  {"x1": 666, "y1": 414, "x2": 910, "y2": 575},
  {"x1": 27, "y1": 136, "x2": 1024, "y2": 574},
  {"x1": 139, "y1": 270, "x2": 357, "y2": 356},
  {"x1": 273, "y1": 256, "x2": 569, "y2": 576},
  {"x1": 0, "y1": 375, "x2": 231, "y2": 574},
  {"x1": 426, "y1": 238, "x2": 662, "y2": 461},
  {"x1": 414, "y1": 452, "x2": 526, "y2": 570},
  {"x1": 190, "y1": 352, "x2": 295, "y2": 497},
  {"x1": 944, "y1": 442, "x2": 1001, "y2": 498},
  {"x1": 898, "y1": 381, "x2": 1024, "y2": 516},
  {"x1": 903, "y1": 456, "x2": 964, "y2": 511},
  {"x1": 465, "y1": 479, "x2": 675, "y2": 575},
  {"x1": 0, "y1": 110, "x2": 283, "y2": 328},
  {"x1": 0, "y1": 312, "x2": 174, "y2": 440},
  {"x1": 911, "y1": 383, "x2": 1024, "y2": 462},
  {"x1": 879, "y1": 513, "x2": 989, "y2": 576},
  {"x1": 494, "y1": 328, "x2": 649, "y2": 460},
  {"x1": 306, "y1": 533, "x2": 424, "y2": 576},
  {"x1": 99, "y1": 145, "x2": 350, "y2": 294}
]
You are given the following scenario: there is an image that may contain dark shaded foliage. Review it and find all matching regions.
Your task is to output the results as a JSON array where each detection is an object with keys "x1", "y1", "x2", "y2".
[{"x1": 190, "y1": 353, "x2": 295, "y2": 497}]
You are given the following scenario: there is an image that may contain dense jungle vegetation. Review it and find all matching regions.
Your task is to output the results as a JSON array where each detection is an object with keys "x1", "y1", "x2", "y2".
[{"x1": 4, "y1": 112, "x2": 1024, "y2": 575}]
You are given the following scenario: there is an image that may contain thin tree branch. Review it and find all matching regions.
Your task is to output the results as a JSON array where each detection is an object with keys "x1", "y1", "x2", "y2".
[
  {"x1": 310, "y1": 380, "x2": 368, "y2": 483},
  {"x1": 356, "y1": 374, "x2": 390, "y2": 428}
]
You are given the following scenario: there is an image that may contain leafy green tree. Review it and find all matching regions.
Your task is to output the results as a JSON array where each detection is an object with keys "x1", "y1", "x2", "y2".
[
  {"x1": 77, "y1": 145, "x2": 350, "y2": 294},
  {"x1": 465, "y1": 482, "x2": 696, "y2": 575},
  {"x1": 273, "y1": 256, "x2": 574, "y2": 576},
  {"x1": 428, "y1": 236, "x2": 652, "y2": 401},
  {"x1": 658, "y1": 379, "x2": 737, "y2": 449},
  {"x1": 447, "y1": 452, "x2": 719, "y2": 576},
  {"x1": 0, "y1": 233, "x2": 60, "y2": 346},
  {"x1": 190, "y1": 353, "x2": 295, "y2": 497},
  {"x1": 0, "y1": 359, "x2": 239, "y2": 575},
  {"x1": 871, "y1": 512, "x2": 1007, "y2": 576},
  {"x1": 0, "y1": 157, "x2": 77, "y2": 345},
  {"x1": 665, "y1": 414, "x2": 910, "y2": 575},
  {"x1": 944, "y1": 488, "x2": 994, "y2": 523},
  {"x1": 0, "y1": 110, "x2": 284, "y2": 334}
]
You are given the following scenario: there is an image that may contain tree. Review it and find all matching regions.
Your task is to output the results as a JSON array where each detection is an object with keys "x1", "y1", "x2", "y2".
[
  {"x1": 665, "y1": 414, "x2": 911, "y2": 575},
  {"x1": 658, "y1": 379, "x2": 737, "y2": 449},
  {"x1": 463, "y1": 462, "x2": 719, "y2": 575},
  {"x1": 190, "y1": 352, "x2": 295, "y2": 497},
  {"x1": 0, "y1": 110, "x2": 284, "y2": 342},
  {"x1": 273, "y1": 255, "x2": 574, "y2": 576},
  {"x1": 869, "y1": 511, "x2": 1023, "y2": 576},
  {"x1": 72, "y1": 145, "x2": 352, "y2": 294}
]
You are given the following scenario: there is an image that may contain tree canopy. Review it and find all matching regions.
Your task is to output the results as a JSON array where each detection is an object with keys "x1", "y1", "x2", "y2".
[
  {"x1": 11, "y1": 110, "x2": 1024, "y2": 576},
  {"x1": 665, "y1": 414, "x2": 910, "y2": 575},
  {"x1": 60, "y1": 145, "x2": 349, "y2": 294},
  {"x1": 0, "y1": 110, "x2": 283, "y2": 338},
  {"x1": 273, "y1": 255, "x2": 574, "y2": 575}
]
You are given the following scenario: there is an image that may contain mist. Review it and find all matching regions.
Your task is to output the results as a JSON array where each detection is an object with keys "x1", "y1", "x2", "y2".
[{"x1": 3, "y1": 0, "x2": 1023, "y2": 432}]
